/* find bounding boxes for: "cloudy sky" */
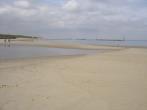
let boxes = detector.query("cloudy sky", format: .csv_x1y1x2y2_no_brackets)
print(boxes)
0,0,147,40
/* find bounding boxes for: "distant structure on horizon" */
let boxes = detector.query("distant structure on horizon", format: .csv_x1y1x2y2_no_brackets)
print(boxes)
96,36,126,41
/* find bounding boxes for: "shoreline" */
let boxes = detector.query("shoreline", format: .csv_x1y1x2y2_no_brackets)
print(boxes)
0,39,125,61
1,39,147,49
0,54,87,64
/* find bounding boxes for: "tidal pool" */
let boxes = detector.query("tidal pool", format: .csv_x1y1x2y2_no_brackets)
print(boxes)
0,45,96,59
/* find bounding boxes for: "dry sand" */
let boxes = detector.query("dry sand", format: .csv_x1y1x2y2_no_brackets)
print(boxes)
0,39,147,110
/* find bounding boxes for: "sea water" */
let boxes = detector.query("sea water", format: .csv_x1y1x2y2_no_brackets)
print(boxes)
0,45,96,59
51,40,147,47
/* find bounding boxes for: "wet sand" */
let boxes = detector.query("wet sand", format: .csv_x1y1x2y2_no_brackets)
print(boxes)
0,39,147,110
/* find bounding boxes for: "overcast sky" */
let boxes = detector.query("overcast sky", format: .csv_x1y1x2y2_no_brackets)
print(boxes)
0,0,147,40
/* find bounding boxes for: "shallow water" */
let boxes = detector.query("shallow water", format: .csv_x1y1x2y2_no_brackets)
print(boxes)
0,45,96,59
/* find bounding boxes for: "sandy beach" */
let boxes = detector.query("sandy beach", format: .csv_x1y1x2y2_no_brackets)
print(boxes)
0,39,147,110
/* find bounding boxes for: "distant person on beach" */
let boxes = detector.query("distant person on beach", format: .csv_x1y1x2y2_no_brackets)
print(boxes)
4,39,7,47
8,39,11,47
3,39,11,47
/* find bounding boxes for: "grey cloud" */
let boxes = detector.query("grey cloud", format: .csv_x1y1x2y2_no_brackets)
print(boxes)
0,0,147,39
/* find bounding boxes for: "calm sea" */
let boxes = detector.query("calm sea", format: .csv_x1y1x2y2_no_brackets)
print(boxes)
52,40,147,47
